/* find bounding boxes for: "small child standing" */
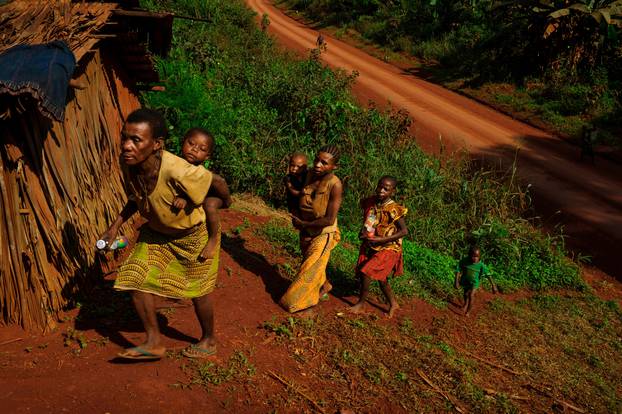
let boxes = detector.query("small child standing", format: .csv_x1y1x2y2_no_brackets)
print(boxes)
454,245,498,316
284,152,308,215
349,176,408,318
172,128,231,259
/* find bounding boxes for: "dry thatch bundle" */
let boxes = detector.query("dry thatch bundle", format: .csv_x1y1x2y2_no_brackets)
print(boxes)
0,0,117,61
0,0,171,330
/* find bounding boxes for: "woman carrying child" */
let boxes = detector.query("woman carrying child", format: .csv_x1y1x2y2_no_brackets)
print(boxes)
280,145,343,314
99,109,231,360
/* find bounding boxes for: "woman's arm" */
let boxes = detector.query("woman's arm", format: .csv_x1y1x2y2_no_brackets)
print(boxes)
292,179,343,229
99,200,138,242
366,217,408,245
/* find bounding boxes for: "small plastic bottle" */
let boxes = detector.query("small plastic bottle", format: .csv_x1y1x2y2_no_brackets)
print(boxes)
96,236,129,251
364,209,377,239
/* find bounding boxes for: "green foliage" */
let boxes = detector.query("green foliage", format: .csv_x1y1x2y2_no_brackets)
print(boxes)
184,351,256,387
141,0,581,295
256,220,300,256
282,0,622,146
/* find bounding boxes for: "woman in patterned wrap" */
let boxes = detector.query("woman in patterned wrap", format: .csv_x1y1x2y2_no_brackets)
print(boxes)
99,109,231,360
280,145,343,314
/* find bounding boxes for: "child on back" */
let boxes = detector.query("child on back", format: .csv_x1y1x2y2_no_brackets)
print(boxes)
284,152,308,215
349,176,408,318
454,245,498,316
172,128,230,259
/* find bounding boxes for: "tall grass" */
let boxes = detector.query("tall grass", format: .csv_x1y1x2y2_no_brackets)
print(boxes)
141,0,581,293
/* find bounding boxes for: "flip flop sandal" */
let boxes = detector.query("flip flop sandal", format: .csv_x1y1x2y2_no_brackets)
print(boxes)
182,345,217,359
117,346,164,360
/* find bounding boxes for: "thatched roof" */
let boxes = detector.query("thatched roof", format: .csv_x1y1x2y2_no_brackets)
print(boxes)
0,1,118,61
0,0,173,83
0,0,173,331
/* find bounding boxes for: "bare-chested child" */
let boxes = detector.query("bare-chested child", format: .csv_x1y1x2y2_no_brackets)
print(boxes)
349,176,408,318
454,245,498,316
284,152,308,215
173,128,231,259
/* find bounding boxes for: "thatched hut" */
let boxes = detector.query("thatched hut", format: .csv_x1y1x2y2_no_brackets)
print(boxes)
0,0,173,330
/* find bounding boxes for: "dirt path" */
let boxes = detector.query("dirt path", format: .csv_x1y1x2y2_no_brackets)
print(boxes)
2,206,621,413
248,0,622,277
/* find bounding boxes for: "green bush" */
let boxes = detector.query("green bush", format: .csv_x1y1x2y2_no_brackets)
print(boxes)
141,0,582,295
282,0,622,147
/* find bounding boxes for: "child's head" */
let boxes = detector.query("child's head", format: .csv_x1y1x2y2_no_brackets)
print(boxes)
469,245,481,263
181,128,214,166
375,175,397,202
312,145,339,177
288,152,308,177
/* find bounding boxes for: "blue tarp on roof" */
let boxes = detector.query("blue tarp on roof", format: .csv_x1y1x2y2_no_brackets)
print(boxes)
0,40,76,121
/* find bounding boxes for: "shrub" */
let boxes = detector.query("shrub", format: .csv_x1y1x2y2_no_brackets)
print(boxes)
141,0,582,294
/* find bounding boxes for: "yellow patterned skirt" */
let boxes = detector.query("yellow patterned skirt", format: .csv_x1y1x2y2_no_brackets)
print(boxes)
280,230,340,313
114,224,219,299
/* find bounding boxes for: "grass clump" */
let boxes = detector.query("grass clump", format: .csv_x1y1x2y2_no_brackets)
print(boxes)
478,294,622,412
258,294,622,412
182,350,256,388
140,0,581,296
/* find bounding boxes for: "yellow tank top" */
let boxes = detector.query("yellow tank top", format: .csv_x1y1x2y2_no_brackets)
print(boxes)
299,174,340,236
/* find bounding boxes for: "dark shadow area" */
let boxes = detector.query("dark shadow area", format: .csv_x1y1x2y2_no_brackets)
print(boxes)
73,278,196,351
470,135,622,280
221,232,290,303
326,262,359,300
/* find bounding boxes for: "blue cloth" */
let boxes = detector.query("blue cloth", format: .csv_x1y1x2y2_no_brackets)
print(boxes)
0,40,76,121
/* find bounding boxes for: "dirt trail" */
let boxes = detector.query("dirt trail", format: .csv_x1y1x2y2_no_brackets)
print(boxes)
2,206,621,413
248,0,622,277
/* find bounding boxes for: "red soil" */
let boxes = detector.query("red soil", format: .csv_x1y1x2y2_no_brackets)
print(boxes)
247,0,622,279
1,208,620,413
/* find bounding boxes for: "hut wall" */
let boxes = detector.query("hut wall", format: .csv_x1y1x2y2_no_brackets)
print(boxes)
0,49,140,330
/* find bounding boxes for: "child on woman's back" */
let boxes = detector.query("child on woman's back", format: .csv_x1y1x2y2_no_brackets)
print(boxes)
172,128,230,259
454,245,498,316
284,152,308,215
349,176,408,318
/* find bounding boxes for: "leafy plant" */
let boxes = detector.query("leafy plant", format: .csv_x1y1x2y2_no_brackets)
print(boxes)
141,0,582,295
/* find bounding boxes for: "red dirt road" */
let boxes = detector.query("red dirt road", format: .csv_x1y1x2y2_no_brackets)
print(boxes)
248,0,622,276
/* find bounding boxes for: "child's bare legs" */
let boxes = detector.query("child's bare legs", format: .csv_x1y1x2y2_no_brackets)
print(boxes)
462,288,475,316
379,280,399,318
200,197,222,260
191,294,216,351
349,272,371,313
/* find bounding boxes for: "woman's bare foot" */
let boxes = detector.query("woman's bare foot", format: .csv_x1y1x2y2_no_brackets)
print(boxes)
348,302,366,314
387,302,400,319
319,281,333,296
199,239,218,260
296,307,317,318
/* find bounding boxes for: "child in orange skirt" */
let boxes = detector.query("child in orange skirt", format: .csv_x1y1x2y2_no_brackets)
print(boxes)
349,176,408,318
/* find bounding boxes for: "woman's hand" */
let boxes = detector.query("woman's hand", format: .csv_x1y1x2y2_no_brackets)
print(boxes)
291,215,305,229
98,225,118,246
